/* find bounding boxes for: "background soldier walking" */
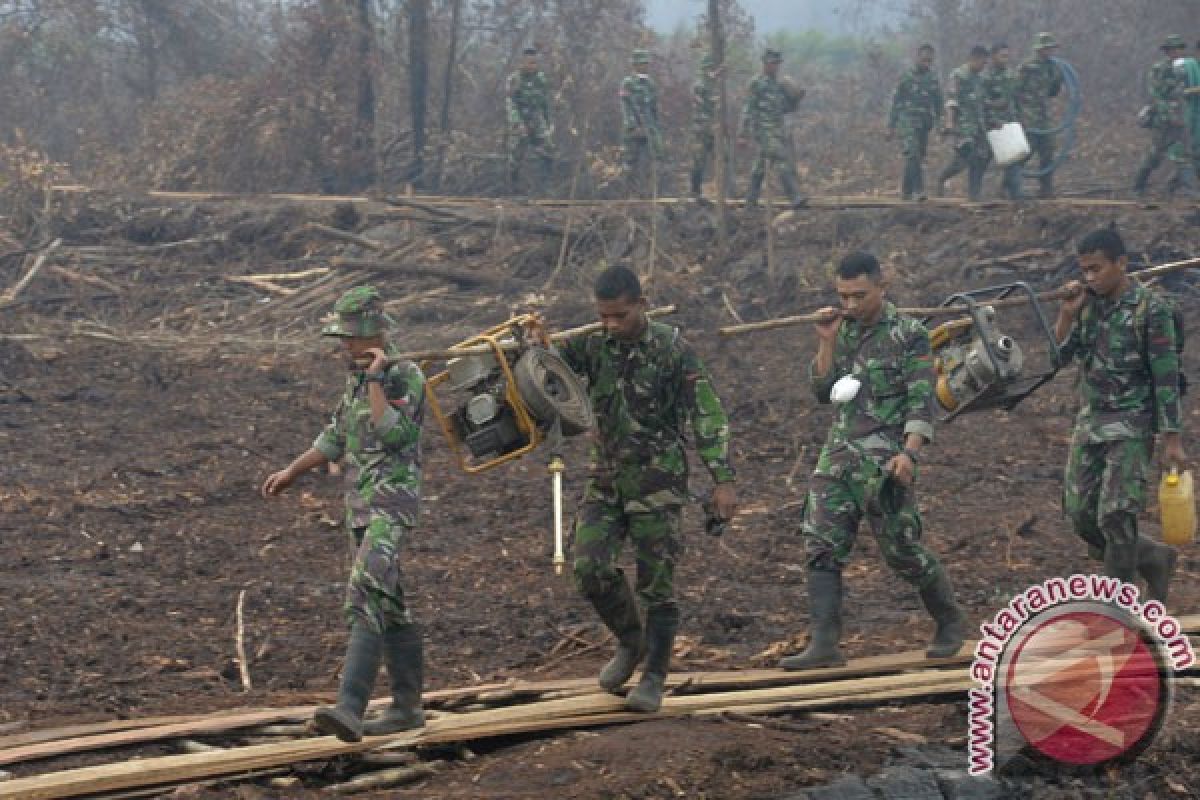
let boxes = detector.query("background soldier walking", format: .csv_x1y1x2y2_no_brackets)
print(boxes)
532,266,737,713
1054,228,1184,602
780,252,966,671
619,49,662,196
262,287,428,742
1132,35,1199,198
739,49,808,209
689,55,717,199
506,46,555,195
980,42,1023,201
887,43,942,201
937,46,989,201
1015,32,1063,198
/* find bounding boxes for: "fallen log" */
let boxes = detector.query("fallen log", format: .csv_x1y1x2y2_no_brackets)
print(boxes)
0,239,62,309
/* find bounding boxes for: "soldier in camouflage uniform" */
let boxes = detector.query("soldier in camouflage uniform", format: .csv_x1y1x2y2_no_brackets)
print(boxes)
689,55,717,198
1015,32,1063,198
981,43,1024,201
262,286,427,742
739,48,808,209
542,265,737,712
619,49,662,195
1054,228,1185,602
936,46,989,202
1132,35,1199,199
887,43,943,201
780,252,966,671
506,46,555,194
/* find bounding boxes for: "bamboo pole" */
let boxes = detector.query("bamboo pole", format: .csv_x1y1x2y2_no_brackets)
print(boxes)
719,256,1200,337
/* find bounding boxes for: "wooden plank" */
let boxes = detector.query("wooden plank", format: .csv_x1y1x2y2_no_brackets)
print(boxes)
0,715,211,751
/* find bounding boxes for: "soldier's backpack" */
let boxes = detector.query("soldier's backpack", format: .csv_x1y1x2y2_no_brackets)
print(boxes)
1133,289,1188,430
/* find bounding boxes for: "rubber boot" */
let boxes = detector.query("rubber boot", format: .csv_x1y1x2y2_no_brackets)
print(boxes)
625,605,679,713
690,167,704,198
591,577,644,692
362,624,425,735
1177,165,1200,199
1132,161,1154,198
780,171,808,209
1038,172,1054,199
313,625,382,742
779,569,847,670
1003,165,1024,201
1136,535,1178,603
1102,539,1138,584
913,163,927,201
918,568,968,659
966,160,985,202
744,171,764,208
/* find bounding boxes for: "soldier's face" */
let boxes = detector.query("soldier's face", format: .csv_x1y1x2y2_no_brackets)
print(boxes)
992,49,1009,68
339,335,384,369
1077,251,1128,298
968,55,986,72
1037,46,1057,60
835,275,885,323
917,50,934,69
596,295,647,341
764,60,780,76
522,55,538,71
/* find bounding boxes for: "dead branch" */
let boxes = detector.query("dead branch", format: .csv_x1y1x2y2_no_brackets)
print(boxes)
302,223,387,252
324,761,443,794
0,239,62,308
235,590,251,692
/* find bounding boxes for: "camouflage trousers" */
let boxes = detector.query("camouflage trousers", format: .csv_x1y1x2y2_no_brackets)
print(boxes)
621,130,664,194
1141,124,1193,171
572,470,683,612
1062,433,1151,562
345,518,413,634
508,127,554,185
938,135,989,200
748,132,801,197
802,451,941,588
896,119,932,198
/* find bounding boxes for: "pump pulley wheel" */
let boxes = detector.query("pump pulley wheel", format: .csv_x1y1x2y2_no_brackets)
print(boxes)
513,348,594,435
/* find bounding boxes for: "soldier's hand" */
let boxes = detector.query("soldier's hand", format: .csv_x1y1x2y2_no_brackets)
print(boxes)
261,468,295,499
1161,433,1187,473
814,307,843,341
886,453,916,486
712,482,738,521
363,347,389,374
522,313,552,348
1058,280,1088,319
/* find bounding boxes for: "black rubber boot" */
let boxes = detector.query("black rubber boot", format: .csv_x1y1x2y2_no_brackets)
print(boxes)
1177,165,1200,199
1136,535,1178,603
779,569,847,670
966,160,985,202
1103,539,1138,584
1038,173,1054,199
625,605,679,713
362,624,426,735
918,567,968,659
744,171,764,208
781,171,808,208
690,168,704,198
313,625,382,742
591,577,644,692
1132,161,1154,197
913,162,927,200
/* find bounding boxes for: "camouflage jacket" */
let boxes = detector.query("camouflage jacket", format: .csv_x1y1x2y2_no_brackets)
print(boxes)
888,66,943,130
1059,284,1183,441
559,320,735,496
948,65,986,138
810,303,936,474
1015,57,1062,130
981,64,1017,130
620,73,659,133
692,72,716,134
740,74,796,140
507,69,552,130
313,353,425,528
1147,59,1186,128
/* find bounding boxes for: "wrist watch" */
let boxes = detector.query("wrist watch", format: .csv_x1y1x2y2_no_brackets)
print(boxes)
364,371,386,384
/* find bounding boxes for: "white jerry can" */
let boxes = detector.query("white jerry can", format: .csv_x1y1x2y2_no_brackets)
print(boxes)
987,122,1032,167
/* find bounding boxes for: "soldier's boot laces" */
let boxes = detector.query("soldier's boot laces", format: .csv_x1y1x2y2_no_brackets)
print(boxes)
313,625,381,743
594,579,645,692
780,569,847,670
1137,535,1178,604
362,624,426,735
919,568,968,659
625,605,679,713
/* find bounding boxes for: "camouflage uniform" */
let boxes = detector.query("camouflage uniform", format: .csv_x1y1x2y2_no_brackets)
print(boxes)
740,51,806,207
620,51,662,192
689,59,716,197
506,67,554,190
1058,284,1182,575
888,64,943,200
1015,37,1063,197
315,289,425,635
802,303,942,587
558,320,734,613
981,63,1024,200
937,64,988,201
1133,36,1198,197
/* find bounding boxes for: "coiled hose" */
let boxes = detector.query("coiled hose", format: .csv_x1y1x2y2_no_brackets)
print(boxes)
1022,56,1081,178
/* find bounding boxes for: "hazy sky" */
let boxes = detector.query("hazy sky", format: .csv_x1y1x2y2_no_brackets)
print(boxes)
646,0,847,34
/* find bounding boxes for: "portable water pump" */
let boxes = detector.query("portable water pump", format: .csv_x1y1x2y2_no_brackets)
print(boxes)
928,282,1061,421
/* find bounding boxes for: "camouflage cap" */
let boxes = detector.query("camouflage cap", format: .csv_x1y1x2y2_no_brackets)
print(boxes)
1033,32,1058,50
1162,34,1186,50
321,285,386,337
763,48,783,63
631,49,650,64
